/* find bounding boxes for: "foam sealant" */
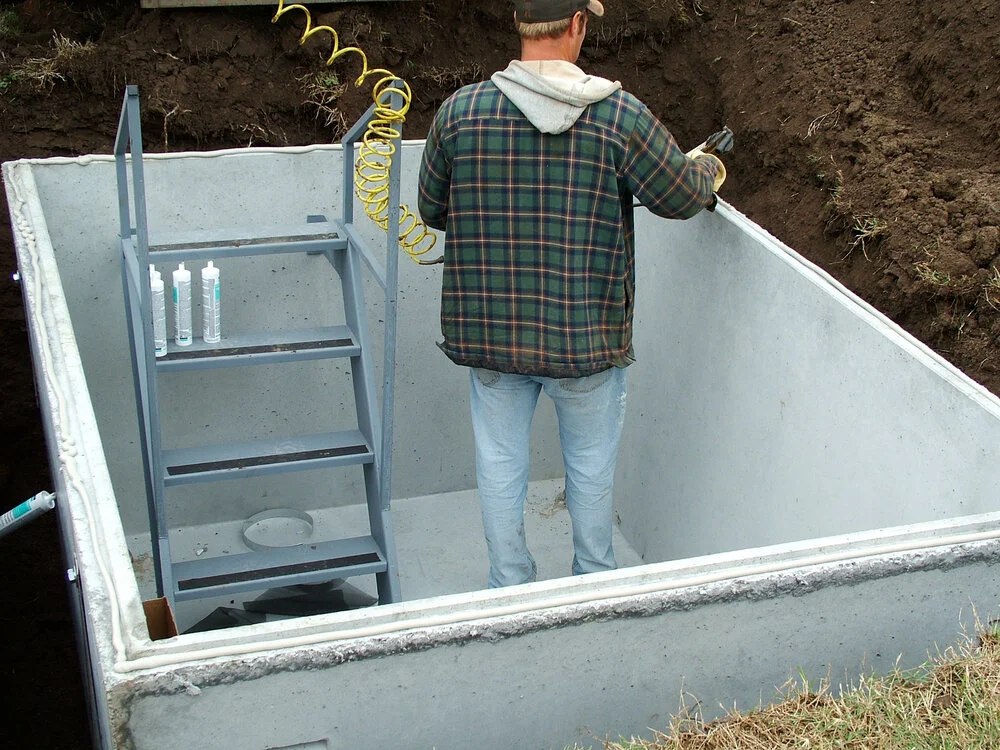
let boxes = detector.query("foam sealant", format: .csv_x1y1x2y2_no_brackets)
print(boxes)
150,265,167,357
172,262,192,346
201,261,220,344
4,161,131,666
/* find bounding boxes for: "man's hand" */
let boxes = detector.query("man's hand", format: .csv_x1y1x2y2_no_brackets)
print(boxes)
687,149,727,192
686,125,733,195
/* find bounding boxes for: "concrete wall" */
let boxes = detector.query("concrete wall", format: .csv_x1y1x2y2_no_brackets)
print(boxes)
118,543,1000,750
24,145,562,534
7,144,1000,750
25,144,1000,555
618,203,1000,562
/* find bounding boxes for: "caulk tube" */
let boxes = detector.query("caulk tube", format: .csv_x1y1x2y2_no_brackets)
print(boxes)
172,262,192,346
201,261,221,344
0,491,56,540
150,266,168,357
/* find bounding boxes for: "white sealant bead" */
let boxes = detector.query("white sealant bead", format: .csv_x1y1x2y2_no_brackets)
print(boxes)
173,262,192,347
151,269,168,358
201,261,221,345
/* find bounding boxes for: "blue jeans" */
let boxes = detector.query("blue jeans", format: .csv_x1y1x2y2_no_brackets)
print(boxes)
468,366,628,588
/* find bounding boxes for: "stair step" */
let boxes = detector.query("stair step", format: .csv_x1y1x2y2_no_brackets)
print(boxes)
155,325,360,370
162,430,373,486
172,535,386,601
145,220,347,262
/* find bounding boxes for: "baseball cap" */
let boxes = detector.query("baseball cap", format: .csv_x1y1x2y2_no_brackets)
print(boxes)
513,0,605,23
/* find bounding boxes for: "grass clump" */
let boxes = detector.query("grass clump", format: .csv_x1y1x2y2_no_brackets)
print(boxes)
300,70,349,134
590,627,1000,750
914,260,951,287
846,215,888,260
422,61,485,89
11,31,96,90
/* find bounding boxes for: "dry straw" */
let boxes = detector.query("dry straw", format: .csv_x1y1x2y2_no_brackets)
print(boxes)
588,626,1000,750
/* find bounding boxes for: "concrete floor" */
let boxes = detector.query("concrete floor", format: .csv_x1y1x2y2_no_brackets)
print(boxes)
133,477,644,633
394,477,644,599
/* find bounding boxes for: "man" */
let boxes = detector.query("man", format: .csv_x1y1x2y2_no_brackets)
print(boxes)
417,0,724,588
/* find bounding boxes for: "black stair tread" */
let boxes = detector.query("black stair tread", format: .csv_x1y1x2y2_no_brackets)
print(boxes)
162,430,373,485
172,535,386,599
147,220,342,251
155,325,360,369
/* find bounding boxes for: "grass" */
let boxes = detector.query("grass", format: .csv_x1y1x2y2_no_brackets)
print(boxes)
846,215,888,261
0,66,17,94
0,6,20,39
914,261,951,287
0,8,22,95
807,106,842,138
810,157,886,262
9,31,96,90
580,626,1000,750
676,0,708,25
300,70,349,135
811,157,844,210
421,61,485,89
983,267,1000,311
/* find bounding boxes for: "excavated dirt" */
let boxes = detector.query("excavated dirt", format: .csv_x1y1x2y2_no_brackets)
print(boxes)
1,0,998,745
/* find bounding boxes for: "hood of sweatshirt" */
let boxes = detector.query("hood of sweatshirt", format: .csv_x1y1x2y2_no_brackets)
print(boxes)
491,59,622,134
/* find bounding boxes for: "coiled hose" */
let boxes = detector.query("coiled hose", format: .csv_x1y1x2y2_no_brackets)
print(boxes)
273,1,442,264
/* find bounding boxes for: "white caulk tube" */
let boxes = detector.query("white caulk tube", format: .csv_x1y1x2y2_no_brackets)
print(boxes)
172,262,192,346
0,491,56,540
150,266,168,357
201,261,221,344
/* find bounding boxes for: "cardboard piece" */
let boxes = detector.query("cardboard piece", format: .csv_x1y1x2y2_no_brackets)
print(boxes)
143,597,179,641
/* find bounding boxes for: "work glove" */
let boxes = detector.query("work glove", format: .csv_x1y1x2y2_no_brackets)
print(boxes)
686,148,727,192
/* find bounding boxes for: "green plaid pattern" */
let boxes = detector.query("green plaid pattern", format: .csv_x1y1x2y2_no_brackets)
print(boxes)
418,81,716,377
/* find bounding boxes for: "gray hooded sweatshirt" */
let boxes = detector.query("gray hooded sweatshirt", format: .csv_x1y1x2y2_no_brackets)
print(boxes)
491,59,622,134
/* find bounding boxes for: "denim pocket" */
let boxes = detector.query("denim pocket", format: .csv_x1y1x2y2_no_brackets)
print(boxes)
558,368,614,393
473,368,501,387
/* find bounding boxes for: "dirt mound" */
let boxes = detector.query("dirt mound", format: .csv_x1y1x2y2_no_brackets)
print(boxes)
1,0,998,745
719,0,1000,385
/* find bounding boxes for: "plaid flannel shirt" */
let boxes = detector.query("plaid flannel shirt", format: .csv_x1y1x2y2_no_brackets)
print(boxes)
418,80,716,378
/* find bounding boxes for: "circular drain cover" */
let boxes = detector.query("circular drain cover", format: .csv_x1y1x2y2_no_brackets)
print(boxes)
241,508,315,552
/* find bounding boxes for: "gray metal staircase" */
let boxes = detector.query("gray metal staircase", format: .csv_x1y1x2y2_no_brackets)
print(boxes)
114,84,403,607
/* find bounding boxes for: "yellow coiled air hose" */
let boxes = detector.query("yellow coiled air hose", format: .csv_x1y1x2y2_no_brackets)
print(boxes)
273,1,442,265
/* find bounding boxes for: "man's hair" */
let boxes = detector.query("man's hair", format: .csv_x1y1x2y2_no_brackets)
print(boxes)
516,15,574,40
